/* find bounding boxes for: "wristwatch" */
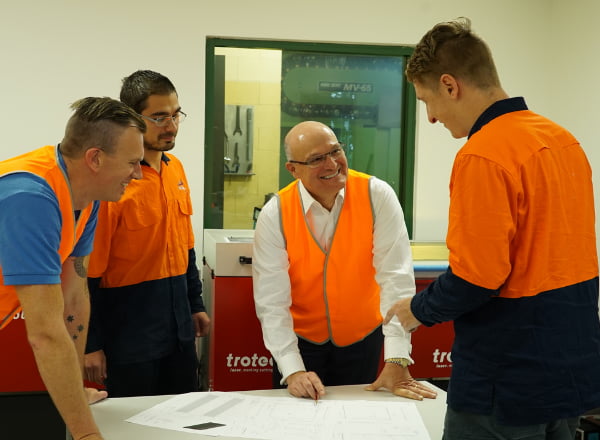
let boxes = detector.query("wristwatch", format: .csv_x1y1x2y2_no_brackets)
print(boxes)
385,357,411,368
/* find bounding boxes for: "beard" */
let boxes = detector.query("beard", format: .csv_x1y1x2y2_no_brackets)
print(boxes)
144,135,176,152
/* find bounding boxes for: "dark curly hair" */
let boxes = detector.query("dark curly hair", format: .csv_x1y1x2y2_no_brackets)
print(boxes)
119,70,178,113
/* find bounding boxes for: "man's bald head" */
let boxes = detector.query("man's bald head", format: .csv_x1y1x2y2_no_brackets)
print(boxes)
284,121,337,161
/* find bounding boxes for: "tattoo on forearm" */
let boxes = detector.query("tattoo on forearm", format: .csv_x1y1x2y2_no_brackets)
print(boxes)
73,256,87,278
65,315,85,340
73,324,85,340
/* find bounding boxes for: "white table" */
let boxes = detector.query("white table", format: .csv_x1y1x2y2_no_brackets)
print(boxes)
90,383,447,439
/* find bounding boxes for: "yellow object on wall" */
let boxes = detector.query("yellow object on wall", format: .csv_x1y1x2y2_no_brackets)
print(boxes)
217,48,283,229
410,242,449,261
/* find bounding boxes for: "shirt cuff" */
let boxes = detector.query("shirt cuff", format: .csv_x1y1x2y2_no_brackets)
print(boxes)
276,351,306,385
383,335,413,364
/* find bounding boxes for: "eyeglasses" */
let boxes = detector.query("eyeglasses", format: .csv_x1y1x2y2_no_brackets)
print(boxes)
140,111,187,127
288,144,346,168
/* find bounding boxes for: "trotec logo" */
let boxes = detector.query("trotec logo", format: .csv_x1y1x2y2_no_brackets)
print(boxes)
226,353,273,374
432,348,452,366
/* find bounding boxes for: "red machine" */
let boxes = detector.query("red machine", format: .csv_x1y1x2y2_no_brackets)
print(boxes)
0,232,454,394
0,313,45,392
202,273,273,391
406,278,454,378
202,229,454,391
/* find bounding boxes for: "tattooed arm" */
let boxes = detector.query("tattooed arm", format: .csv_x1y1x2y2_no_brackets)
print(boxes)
15,267,103,439
62,256,108,405
61,256,91,369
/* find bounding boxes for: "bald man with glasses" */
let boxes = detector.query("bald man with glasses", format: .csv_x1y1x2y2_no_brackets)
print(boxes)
252,120,437,402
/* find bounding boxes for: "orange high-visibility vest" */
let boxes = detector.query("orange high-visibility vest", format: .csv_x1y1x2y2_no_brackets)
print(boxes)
0,146,94,329
279,169,381,346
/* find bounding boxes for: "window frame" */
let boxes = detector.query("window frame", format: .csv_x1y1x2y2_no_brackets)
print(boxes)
205,37,417,236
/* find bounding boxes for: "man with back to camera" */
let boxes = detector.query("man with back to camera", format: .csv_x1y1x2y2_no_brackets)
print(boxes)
84,70,211,397
0,97,145,440
252,120,438,401
386,17,600,440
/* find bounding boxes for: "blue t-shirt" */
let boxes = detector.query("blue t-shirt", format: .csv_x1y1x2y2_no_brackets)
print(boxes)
0,172,99,286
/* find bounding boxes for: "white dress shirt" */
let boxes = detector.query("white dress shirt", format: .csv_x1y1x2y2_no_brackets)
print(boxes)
252,176,415,383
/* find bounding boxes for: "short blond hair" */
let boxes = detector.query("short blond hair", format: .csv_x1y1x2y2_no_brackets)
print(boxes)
406,17,501,90
61,97,146,157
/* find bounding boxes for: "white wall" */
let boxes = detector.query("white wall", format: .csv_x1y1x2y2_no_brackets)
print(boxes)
548,0,600,240
1,0,597,251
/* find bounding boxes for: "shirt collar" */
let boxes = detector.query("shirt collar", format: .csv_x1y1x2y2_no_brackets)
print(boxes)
468,97,528,139
297,180,345,215
141,152,170,167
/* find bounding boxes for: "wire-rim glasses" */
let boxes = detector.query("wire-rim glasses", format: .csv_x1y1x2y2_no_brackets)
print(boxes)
140,111,187,127
288,143,346,168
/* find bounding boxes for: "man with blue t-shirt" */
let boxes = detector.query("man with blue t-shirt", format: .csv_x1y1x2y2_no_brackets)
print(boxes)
0,97,145,440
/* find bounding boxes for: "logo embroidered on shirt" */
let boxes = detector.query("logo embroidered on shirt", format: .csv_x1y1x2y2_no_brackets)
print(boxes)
177,180,186,191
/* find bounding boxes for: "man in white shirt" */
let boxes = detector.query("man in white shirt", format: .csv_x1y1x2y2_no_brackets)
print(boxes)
252,121,437,401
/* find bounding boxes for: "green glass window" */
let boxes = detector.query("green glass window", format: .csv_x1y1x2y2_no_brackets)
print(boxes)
204,39,416,236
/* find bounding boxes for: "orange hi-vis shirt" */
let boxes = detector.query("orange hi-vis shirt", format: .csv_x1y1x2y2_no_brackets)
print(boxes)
85,153,202,364
412,98,600,426
278,169,381,346
0,146,94,329
447,109,598,297
88,153,194,287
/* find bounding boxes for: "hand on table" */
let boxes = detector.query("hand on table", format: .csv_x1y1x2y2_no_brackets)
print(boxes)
285,371,325,400
365,362,438,401
85,387,107,405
